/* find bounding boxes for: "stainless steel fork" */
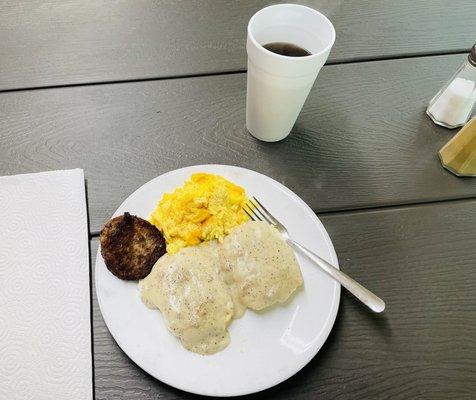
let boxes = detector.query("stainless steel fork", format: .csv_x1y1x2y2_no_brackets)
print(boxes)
243,197,385,313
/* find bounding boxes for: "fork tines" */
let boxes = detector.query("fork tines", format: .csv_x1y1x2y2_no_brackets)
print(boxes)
243,196,278,226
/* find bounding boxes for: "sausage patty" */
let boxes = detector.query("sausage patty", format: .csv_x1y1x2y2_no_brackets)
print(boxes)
100,212,166,280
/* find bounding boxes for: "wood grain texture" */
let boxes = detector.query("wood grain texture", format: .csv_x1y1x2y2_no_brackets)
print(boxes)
0,0,475,90
2,54,476,233
91,199,476,399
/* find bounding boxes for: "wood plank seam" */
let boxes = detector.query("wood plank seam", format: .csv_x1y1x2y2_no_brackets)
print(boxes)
0,50,469,95
87,196,476,238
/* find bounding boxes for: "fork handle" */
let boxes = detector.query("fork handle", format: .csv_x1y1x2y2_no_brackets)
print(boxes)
287,239,385,313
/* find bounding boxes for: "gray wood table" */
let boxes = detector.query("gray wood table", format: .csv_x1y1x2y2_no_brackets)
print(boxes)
1,1,475,399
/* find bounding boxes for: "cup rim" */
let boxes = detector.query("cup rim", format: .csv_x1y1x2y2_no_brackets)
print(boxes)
247,4,336,61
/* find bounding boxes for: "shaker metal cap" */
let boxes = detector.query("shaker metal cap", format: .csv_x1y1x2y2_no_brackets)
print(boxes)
469,44,476,67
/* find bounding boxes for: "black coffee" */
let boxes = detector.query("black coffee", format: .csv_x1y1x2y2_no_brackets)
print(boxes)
262,42,311,57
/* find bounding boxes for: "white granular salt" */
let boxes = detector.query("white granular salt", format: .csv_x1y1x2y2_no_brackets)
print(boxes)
428,77,476,127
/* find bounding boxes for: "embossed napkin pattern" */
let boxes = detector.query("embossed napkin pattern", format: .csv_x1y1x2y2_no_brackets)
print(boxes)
0,169,92,400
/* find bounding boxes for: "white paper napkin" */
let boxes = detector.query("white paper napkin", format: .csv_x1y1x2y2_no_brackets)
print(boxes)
0,169,92,400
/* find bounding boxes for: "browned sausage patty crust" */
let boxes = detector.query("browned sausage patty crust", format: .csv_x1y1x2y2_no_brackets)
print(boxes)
100,212,166,280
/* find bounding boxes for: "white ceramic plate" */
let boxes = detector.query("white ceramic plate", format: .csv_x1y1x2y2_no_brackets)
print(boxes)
95,165,340,397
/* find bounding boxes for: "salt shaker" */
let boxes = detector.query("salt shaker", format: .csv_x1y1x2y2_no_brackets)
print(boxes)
427,44,476,129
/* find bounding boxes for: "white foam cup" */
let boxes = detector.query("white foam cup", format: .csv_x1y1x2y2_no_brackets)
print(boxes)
246,4,335,141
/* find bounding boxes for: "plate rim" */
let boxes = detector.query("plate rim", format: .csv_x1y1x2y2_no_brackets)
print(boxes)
95,164,340,397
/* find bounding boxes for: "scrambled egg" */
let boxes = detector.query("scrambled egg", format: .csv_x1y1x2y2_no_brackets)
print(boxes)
149,173,249,254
